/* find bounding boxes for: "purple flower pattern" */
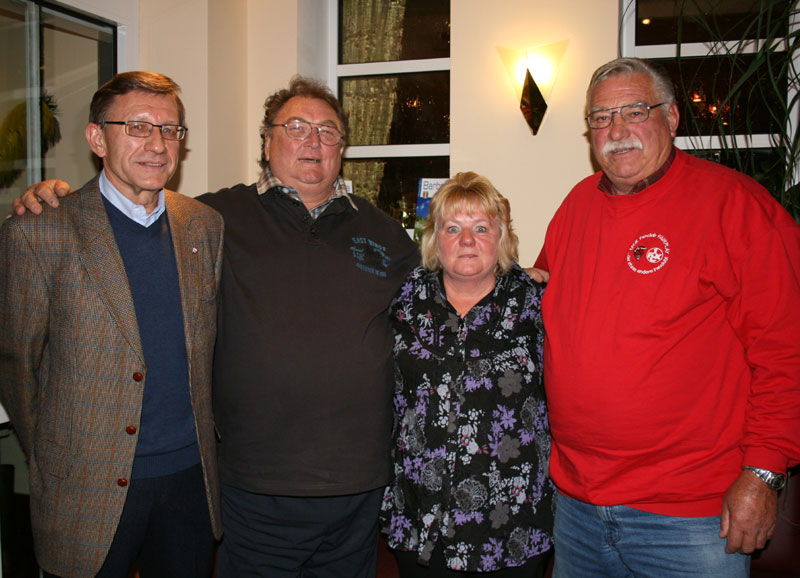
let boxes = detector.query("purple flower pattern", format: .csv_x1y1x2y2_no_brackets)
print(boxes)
380,265,554,572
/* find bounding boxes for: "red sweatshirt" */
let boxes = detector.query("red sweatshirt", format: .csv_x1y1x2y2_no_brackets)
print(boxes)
536,149,800,517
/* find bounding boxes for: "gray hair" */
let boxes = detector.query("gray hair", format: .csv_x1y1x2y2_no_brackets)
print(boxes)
587,57,676,115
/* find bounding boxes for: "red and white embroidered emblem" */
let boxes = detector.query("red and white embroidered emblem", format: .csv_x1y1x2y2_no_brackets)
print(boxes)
627,233,670,275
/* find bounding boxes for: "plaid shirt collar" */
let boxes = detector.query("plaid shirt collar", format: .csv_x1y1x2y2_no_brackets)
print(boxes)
256,165,357,220
598,146,676,195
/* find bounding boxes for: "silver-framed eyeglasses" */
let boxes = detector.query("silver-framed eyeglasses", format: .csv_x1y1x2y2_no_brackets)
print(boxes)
102,120,188,141
271,119,344,146
585,102,667,129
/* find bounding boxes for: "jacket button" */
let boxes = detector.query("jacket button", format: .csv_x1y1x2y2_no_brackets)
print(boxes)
125,425,137,435
132,372,143,382
117,478,128,487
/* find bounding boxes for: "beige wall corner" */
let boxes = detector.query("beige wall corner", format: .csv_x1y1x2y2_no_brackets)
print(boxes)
208,0,249,192
451,0,618,265
137,0,298,195
139,0,211,196
246,0,300,185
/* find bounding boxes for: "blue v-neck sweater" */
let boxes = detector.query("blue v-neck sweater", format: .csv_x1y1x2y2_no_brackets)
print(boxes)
103,198,200,479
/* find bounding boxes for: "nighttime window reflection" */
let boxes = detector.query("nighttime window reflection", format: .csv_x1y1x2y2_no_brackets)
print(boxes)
635,0,789,46
339,0,450,64
689,148,786,198
338,0,450,227
654,55,787,137
340,72,450,146
343,157,449,229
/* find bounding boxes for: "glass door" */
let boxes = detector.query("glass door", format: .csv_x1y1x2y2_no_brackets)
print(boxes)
0,0,115,216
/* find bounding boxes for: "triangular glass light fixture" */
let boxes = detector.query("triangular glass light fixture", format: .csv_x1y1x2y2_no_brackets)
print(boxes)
521,69,547,135
498,40,569,135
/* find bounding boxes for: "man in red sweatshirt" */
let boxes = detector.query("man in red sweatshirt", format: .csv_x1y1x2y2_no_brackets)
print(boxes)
535,57,800,577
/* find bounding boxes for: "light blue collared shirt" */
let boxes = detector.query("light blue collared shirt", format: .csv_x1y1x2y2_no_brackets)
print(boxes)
98,169,166,227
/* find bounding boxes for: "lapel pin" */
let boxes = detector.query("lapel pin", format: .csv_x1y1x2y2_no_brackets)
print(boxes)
192,247,198,254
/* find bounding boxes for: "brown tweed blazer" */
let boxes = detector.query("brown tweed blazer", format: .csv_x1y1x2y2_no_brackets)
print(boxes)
0,176,224,577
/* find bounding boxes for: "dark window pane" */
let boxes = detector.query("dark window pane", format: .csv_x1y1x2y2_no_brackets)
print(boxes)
339,0,450,64
340,72,449,145
343,156,449,227
652,54,787,136
636,0,790,46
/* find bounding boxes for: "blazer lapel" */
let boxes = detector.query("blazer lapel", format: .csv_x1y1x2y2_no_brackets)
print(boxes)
164,191,201,360
76,176,144,363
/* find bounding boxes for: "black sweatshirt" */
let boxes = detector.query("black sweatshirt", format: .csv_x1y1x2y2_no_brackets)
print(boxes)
200,183,419,496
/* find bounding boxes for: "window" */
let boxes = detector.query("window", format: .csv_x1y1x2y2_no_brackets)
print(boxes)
0,0,115,216
619,0,799,202
335,0,450,228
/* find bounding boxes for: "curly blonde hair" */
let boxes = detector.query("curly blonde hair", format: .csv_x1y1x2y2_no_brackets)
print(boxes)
420,171,518,274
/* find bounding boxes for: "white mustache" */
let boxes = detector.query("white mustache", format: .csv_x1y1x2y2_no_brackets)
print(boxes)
603,139,643,156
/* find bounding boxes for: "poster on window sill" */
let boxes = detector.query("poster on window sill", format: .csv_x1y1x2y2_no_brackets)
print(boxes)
414,178,447,242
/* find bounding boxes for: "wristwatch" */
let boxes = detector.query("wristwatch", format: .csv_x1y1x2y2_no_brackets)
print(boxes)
743,466,787,491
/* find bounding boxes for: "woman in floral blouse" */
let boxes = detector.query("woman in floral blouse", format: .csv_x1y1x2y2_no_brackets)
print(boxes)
381,172,554,577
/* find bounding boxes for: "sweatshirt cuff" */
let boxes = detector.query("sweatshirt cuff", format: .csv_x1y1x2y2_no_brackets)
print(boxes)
741,447,790,473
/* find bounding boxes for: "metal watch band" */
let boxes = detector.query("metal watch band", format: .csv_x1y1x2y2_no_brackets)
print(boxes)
743,466,787,491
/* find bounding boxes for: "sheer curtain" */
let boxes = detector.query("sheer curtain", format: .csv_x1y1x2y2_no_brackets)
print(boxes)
340,0,406,204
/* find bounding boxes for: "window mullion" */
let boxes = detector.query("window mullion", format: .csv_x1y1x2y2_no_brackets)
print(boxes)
25,0,42,185
337,58,451,78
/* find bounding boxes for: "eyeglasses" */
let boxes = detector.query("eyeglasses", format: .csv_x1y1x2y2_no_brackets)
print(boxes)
271,119,344,146
585,102,667,129
102,120,188,141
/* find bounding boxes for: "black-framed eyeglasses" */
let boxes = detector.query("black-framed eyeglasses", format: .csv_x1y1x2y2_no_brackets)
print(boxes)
102,120,187,141
585,102,667,129
271,119,344,146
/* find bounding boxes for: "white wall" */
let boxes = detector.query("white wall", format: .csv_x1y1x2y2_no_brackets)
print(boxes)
451,0,618,263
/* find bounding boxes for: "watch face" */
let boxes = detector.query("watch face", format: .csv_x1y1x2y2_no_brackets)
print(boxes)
770,474,787,491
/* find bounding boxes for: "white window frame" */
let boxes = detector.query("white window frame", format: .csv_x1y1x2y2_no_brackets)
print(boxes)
325,0,450,161
54,0,137,71
619,0,800,161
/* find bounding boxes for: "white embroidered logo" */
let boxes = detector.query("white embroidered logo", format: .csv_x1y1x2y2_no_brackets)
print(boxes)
627,233,670,275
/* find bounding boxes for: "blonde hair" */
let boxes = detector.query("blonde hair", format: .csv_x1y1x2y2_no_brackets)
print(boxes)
420,171,518,274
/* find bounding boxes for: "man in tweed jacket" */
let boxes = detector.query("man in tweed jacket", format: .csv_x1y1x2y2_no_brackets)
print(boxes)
0,72,223,577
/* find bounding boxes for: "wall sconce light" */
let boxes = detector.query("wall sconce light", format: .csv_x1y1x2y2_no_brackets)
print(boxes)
497,40,569,135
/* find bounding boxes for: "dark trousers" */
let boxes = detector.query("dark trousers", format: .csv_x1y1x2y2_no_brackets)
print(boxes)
44,463,215,578
393,544,550,578
216,484,383,578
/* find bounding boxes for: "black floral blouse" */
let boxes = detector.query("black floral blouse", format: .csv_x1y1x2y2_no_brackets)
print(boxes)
380,264,554,572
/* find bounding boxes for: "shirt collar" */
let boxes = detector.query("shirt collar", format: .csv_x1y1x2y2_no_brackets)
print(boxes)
598,146,677,195
98,169,166,227
257,164,357,219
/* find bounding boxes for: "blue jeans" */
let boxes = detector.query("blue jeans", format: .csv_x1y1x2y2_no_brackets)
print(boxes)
552,492,750,578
